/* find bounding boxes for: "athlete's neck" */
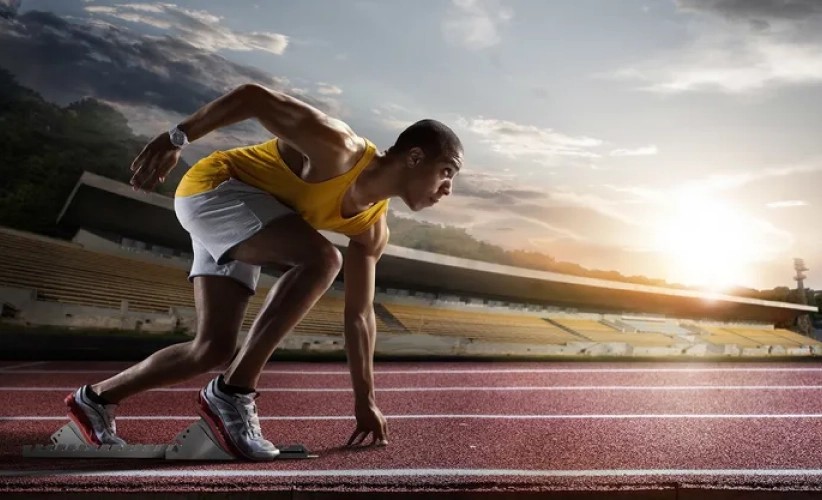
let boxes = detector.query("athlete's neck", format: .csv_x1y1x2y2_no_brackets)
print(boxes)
350,153,405,206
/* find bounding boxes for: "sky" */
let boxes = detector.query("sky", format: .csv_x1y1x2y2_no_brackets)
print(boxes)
1,0,821,291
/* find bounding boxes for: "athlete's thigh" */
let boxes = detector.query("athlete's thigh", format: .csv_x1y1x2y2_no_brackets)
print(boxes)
226,213,340,268
190,275,251,354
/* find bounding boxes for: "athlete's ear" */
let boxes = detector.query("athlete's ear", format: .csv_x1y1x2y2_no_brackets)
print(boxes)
407,147,424,168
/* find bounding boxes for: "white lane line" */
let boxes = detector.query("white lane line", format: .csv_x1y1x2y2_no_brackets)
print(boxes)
4,385,822,392
0,362,47,372
6,367,822,374
6,413,822,421
2,468,822,478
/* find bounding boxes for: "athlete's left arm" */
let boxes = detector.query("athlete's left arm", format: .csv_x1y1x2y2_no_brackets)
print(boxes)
343,215,389,407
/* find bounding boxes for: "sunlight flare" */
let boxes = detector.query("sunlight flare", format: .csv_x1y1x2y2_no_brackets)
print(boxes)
653,190,782,291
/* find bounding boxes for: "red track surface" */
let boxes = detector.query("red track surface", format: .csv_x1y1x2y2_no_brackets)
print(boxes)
3,360,822,497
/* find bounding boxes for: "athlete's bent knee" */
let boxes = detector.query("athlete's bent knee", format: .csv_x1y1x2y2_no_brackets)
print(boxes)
307,243,343,273
301,243,342,283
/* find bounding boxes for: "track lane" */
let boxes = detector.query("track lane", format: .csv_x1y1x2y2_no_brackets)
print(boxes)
14,359,822,372
3,417,822,490
4,361,822,493
4,385,822,417
5,364,822,390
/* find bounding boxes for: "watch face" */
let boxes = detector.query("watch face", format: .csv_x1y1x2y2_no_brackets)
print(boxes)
170,129,185,147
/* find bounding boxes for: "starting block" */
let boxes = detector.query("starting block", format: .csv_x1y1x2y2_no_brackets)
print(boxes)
22,418,318,460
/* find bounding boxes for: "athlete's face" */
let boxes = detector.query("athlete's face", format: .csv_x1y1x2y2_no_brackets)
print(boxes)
402,148,462,211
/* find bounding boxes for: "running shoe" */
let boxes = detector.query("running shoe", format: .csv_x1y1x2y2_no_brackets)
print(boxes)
64,385,127,446
197,375,280,460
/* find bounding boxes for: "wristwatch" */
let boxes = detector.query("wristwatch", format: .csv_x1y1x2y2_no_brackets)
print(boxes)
168,126,189,149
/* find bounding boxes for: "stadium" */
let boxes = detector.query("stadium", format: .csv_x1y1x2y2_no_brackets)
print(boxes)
6,0,822,496
2,170,820,361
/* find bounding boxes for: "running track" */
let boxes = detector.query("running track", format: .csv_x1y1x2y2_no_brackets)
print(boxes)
3,360,822,498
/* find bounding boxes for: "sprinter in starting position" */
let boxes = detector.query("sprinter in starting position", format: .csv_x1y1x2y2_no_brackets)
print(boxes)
63,83,463,460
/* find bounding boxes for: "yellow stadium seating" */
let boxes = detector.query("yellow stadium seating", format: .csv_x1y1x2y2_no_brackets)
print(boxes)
0,229,370,337
698,326,770,347
383,303,580,344
709,327,822,348
772,328,822,346
547,318,678,347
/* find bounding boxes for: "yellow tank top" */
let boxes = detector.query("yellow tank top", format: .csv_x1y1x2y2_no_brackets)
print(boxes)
175,138,389,237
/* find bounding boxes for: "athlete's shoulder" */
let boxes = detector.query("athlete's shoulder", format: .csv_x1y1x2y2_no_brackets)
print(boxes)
348,211,389,255
328,120,377,167
325,116,368,152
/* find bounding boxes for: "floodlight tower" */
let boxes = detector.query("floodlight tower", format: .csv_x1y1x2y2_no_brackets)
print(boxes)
794,258,809,305
794,258,812,337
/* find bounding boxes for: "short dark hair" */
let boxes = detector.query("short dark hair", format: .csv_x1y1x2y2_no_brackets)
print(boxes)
388,119,462,161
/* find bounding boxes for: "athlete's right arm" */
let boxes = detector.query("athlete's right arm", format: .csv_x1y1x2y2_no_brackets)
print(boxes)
178,83,353,158
129,83,352,192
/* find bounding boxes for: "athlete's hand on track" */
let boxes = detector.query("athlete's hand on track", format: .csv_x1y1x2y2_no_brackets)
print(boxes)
346,402,388,448
129,132,182,193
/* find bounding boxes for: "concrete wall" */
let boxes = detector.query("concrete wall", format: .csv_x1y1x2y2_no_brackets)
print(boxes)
0,286,178,333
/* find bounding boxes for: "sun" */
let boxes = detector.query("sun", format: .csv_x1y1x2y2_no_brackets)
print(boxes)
653,190,767,292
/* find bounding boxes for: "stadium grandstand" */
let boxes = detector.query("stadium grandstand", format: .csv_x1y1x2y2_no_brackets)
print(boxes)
1,170,820,359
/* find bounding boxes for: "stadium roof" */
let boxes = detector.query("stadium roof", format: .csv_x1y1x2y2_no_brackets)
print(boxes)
57,171,817,323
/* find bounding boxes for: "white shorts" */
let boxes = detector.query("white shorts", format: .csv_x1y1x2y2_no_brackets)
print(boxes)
174,178,294,293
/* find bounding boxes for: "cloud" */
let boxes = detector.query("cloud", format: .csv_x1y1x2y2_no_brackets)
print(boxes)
680,159,822,193
84,3,289,55
406,167,648,251
394,177,666,279
441,0,513,50
603,184,662,198
0,0,20,19
610,145,658,156
0,10,345,129
457,117,604,163
606,0,822,93
380,117,412,130
455,171,547,205
316,83,343,95
371,102,427,132
675,0,822,27
610,36,822,94
766,200,807,208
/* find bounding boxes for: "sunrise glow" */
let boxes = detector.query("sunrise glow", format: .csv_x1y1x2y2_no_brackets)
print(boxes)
654,191,766,292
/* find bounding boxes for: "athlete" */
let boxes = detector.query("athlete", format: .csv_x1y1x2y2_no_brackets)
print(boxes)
62,83,463,461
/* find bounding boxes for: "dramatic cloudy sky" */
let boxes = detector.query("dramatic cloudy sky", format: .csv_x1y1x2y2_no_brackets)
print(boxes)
2,0,821,291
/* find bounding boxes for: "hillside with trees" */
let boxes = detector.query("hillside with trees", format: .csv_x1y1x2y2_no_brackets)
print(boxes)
0,67,185,235
384,210,817,308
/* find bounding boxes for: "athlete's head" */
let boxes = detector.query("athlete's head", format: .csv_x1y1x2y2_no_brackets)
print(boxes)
388,119,463,211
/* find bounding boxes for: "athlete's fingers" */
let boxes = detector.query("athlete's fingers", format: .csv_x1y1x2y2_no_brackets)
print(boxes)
377,422,388,445
132,150,161,190
142,169,161,192
357,431,372,447
158,161,173,183
346,429,363,447
158,153,178,183
348,429,370,447
130,145,149,172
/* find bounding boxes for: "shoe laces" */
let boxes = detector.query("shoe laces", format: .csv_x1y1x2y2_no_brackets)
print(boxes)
237,392,262,439
102,404,118,434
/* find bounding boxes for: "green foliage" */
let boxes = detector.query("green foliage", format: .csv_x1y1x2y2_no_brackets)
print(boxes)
0,67,182,235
